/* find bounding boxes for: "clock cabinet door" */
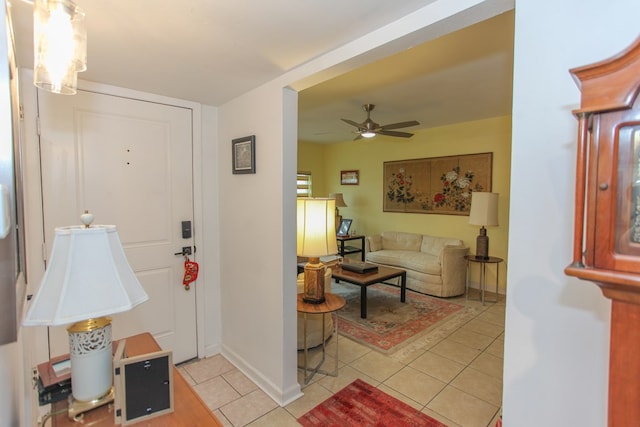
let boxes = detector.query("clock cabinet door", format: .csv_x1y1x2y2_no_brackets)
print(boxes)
594,103,640,273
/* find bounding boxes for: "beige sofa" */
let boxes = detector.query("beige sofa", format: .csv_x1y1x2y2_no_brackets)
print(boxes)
297,268,333,350
365,231,468,297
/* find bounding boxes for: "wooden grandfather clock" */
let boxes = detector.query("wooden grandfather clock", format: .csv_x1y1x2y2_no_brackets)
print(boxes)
565,35,640,426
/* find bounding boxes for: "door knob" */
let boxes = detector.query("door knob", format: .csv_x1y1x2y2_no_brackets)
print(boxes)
174,246,192,256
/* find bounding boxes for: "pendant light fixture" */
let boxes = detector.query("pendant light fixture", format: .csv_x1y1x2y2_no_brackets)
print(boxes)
33,0,86,95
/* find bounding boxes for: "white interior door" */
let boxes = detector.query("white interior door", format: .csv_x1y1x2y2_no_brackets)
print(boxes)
37,89,197,363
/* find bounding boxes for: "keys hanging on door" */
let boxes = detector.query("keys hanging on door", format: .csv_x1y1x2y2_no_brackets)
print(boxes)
182,256,199,291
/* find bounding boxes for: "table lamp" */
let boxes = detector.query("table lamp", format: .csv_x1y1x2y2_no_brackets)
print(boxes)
468,192,499,260
328,193,347,233
23,212,149,420
297,198,338,304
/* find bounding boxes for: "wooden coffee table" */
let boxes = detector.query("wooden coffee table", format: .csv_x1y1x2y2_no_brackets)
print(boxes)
332,264,406,318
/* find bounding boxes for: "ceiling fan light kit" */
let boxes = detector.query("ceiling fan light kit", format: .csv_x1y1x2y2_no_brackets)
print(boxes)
341,104,419,140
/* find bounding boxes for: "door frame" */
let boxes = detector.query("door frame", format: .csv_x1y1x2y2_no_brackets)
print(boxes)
20,70,207,365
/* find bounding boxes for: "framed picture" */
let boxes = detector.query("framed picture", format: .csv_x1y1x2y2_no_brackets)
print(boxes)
337,219,352,236
341,170,359,185
383,152,493,215
232,135,256,174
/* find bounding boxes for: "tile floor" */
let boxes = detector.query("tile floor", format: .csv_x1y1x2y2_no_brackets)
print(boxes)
178,289,505,427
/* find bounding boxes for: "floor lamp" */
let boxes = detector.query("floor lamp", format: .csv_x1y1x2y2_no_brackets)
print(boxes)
468,192,499,260
23,212,149,420
297,198,338,304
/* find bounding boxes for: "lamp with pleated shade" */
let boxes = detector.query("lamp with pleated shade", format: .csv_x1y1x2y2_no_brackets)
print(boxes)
468,192,499,260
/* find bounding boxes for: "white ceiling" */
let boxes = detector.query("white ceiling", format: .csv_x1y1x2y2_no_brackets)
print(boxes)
8,0,514,144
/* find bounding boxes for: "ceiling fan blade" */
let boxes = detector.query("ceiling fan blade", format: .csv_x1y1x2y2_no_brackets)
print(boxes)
341,118,362,128
377,130,414,138
353,134,363,141
380,120,420,130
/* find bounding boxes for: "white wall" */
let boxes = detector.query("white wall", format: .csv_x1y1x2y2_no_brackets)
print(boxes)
504,0,640,425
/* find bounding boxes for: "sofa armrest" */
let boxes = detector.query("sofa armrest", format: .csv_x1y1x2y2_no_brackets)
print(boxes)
366,235,382,252
440,245,469,296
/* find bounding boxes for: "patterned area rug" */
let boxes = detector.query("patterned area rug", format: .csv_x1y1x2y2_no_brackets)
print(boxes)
297,379,447,427
332,281,464,353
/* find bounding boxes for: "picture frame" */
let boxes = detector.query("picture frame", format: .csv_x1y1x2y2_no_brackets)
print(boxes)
232,135,256,174
113,340,174,425
340,170,359,185
383,152,493,215
337,219,352,236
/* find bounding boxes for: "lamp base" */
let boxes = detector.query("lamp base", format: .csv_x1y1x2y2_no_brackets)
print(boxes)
67,386,115,421
67,317,115,420
476,226,490,260
303,257,326,304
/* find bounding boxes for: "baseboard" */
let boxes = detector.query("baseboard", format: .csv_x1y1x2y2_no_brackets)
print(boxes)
220,344,302,406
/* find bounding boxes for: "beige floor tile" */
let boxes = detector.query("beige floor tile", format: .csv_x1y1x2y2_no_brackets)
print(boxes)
213,409,233,427
220,388,278,426
469,352,503,380
317,364,379,393
430,338,481,365
349,350,404,382
451,367,503,406
176,366,196,386
448,328,495,351
485,337,505,359
384,366,446,405
476,309,505,326
409,350,466,383
377,383,423,411
247,407,300,427
462,318,504,338
183,354,236,383
284,382,332,418
193,376,241,411
223,368,259,395
336,335,371,364
421,407,462,427
427,386,499,427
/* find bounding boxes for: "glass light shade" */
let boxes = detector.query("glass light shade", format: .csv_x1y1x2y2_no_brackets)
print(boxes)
329,193,347,207
297,198,338,258
468,192,499,226
33,0,86,94
361,131,376,138
23,225,149,326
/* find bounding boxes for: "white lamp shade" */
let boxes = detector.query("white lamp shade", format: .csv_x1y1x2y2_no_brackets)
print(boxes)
468,192,499,226
329,193,347,207
23,225,149,326
297,198,338,257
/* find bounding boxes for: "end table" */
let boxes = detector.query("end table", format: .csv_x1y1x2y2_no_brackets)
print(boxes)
297,292,345,385
464,255,503,305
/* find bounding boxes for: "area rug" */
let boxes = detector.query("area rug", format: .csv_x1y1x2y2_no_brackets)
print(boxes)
297,379,447,427
332,281,464,353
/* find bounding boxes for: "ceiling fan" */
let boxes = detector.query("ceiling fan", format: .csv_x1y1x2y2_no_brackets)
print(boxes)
341,104,420,140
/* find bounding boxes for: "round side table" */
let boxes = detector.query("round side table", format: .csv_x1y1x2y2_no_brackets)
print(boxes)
297,292,345,385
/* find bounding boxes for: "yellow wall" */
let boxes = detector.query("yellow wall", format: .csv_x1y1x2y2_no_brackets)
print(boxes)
298,141,328,197
298,115,511,291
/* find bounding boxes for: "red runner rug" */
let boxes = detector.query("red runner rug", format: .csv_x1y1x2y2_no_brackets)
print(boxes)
298,379,447,427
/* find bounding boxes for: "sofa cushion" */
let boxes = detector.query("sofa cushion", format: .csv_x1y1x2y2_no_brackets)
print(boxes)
420,236,464,257
368,234,382,252
381,231,422,251
366,250,441,275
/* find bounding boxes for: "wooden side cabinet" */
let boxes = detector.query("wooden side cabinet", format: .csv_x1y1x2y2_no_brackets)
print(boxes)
565,35,640,426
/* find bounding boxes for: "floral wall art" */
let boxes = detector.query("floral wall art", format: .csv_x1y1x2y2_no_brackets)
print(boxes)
383,153,492,215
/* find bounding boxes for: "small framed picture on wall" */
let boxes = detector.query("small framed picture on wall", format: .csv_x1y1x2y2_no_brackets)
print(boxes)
232,135,256,174
340,170,359,185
